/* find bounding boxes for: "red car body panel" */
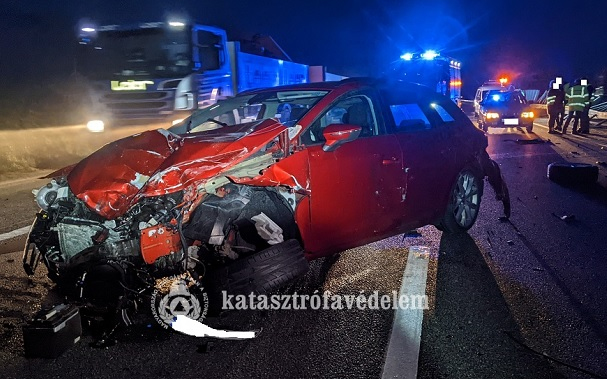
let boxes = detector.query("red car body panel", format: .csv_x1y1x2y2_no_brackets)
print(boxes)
67,120,288,219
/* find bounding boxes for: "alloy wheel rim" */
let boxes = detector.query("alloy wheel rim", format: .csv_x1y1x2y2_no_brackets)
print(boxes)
452,172,480,228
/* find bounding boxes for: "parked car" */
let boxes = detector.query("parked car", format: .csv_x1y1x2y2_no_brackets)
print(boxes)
474,80,504,118
477,89,535,132
24,78,510,330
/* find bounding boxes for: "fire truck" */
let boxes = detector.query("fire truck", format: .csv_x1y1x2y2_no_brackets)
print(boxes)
392,50,462,105
76,19,341,132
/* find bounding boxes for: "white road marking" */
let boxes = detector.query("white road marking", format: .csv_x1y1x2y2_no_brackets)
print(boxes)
0,226,31,242
381,246,430,379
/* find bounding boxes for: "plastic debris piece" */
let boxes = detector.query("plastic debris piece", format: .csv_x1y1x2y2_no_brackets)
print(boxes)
532,267,544,272
403,229,422,238
515,138,544,144
560,215,576,222
507,240,514,246
409,246,431,259
571,151,580,155
251,212,283,245
596,161,607,166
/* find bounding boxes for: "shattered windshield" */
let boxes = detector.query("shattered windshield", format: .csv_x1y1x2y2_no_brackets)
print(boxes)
170,90,328,135
76,27,192,79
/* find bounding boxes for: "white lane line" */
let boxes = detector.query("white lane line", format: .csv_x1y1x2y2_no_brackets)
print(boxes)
381,247,430,379
0,226,31,242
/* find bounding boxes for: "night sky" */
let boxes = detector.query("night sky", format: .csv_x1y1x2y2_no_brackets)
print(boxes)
3,0,607,97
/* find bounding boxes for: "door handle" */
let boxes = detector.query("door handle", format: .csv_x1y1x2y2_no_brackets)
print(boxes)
382,157,400,165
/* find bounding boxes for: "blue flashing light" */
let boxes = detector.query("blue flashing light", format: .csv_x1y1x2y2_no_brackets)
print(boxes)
492,94,501,101
400,53,414,61
421,50,438,60
278,59,284,65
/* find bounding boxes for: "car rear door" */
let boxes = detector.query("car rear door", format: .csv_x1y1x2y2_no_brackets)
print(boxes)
381,89,458,227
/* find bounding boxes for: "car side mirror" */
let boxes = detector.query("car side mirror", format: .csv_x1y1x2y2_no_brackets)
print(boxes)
322,124,362,152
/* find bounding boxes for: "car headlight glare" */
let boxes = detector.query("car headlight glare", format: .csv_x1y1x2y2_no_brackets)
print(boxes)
486,112,500,119
521,112,534,118
86,120,105,132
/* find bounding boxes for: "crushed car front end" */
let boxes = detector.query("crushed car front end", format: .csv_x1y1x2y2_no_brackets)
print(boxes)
22,90,327,328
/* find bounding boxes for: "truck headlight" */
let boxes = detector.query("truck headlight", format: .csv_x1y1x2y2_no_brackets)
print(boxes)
86,120,105,132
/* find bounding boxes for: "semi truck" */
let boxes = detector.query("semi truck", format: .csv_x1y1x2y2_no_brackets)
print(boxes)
76,20,342,132
392,51,462,105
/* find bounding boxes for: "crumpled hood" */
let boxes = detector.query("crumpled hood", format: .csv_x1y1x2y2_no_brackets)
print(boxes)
67,120,287,219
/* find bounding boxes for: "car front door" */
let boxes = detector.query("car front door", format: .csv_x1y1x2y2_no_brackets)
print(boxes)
300,91,406,255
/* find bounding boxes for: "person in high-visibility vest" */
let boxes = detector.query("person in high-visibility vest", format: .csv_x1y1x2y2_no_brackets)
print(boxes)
562,79,590,134
580,80,594,133
546,81,565,134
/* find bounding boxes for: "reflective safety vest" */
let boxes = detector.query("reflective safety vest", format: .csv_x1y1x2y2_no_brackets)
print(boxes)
566,85,590,112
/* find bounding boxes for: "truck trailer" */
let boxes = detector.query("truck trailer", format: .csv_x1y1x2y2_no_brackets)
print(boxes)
76,20,340,132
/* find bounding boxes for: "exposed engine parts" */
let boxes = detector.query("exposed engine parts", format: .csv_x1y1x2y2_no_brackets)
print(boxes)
24,178,302,330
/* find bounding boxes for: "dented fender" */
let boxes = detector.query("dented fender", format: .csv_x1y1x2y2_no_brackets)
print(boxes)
65,120,290,219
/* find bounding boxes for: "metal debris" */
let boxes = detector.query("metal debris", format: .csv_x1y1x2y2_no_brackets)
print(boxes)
402,229,422,238
552,212,576,223
514,138,544,144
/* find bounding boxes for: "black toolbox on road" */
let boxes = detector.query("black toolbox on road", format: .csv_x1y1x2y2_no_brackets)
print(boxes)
23,304,82,358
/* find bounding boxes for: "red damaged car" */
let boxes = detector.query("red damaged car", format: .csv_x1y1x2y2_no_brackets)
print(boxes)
24,78,509,327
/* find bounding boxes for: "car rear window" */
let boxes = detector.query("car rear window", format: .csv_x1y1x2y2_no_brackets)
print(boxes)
390,104,431,131
430,103,455,123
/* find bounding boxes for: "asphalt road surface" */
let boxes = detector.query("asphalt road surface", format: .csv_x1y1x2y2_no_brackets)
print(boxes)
0,118,606,379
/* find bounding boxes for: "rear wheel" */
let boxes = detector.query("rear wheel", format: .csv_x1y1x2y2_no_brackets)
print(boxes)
439,169,483,233
526,123,533,133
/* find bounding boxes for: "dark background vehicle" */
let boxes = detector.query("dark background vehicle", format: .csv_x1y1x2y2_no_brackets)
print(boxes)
477,89,535,132
391,51,462,106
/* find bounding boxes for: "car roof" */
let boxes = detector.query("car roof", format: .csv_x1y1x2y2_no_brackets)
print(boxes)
238,77,437,97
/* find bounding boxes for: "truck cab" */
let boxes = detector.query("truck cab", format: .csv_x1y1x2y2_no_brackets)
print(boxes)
75,20,314,132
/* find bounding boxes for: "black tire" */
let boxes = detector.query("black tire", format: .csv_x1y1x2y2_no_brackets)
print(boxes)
439,168,484,233
210,239,309,296
547,162,598,186
526,123,533,133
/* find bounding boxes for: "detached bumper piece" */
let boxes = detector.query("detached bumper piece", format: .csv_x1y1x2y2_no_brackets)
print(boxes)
479,152,511,218
23,304,82,358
